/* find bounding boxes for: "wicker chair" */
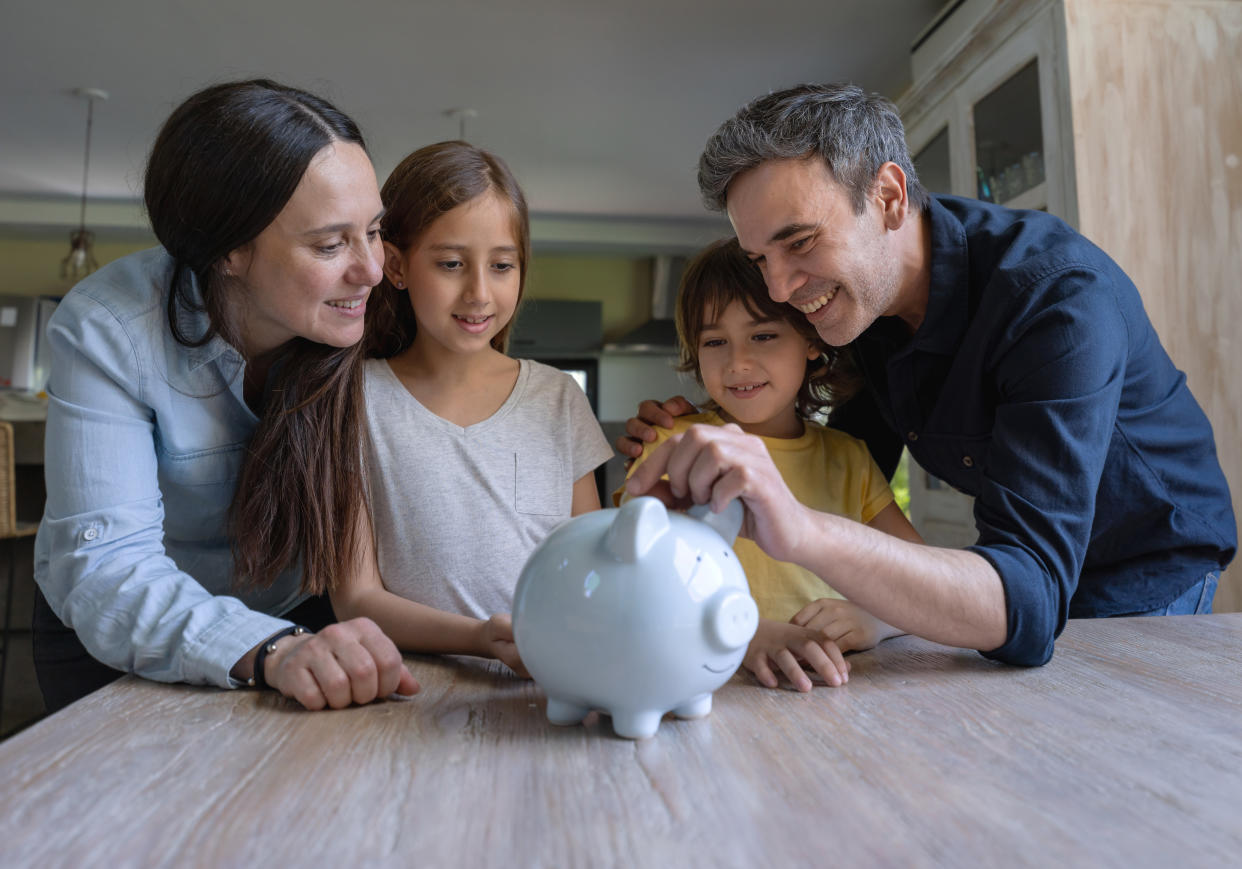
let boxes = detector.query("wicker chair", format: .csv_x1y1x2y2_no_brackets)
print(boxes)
1,421,39,719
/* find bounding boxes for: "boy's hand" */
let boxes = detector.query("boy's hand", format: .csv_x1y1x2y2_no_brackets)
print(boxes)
478,614,530,678
742,618,850,692
791,598,904,653
616,395,697,459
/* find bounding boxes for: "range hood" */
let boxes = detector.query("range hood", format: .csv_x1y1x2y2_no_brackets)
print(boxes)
603,255,687,354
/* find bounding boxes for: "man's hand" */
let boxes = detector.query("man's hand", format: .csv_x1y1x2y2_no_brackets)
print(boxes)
624,423,810,562
791,598,905,653
743,619,850,692
615,395,698,459
476,613,530,678
263,617,420,710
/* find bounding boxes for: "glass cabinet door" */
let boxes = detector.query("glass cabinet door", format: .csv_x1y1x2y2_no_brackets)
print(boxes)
913,126,952,195
972,59,1046,208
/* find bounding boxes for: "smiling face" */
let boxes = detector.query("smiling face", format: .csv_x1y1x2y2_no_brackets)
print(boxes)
726,156,905,348
226,142,385,360
384,190,522,360
696,299,819,439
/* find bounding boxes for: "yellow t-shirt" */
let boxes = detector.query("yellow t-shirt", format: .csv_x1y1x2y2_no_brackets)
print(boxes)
618,411,894,622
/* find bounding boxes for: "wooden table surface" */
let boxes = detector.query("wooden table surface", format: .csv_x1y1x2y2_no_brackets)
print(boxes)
2,614,1240,868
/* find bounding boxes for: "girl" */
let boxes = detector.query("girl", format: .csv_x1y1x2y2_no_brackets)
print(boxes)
622,237,923,692
34,79,415,712
331,142,612,674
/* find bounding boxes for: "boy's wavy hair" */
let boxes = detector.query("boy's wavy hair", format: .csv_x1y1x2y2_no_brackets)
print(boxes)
675,237,860,419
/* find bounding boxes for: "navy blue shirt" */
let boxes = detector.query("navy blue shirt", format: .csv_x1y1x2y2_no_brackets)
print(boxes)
830,195,1236,666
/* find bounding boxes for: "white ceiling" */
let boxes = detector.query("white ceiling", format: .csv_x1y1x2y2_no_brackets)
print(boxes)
1,0,944,223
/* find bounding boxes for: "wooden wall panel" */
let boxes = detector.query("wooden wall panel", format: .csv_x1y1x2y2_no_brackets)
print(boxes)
1065,0,1242,611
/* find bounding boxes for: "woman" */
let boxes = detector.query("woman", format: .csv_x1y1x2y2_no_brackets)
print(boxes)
32,79,417,712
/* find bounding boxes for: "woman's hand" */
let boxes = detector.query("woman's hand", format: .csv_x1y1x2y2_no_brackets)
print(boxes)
742,618,850,692
262,617,419,710
791,598,905,654
476,614,530,678
615,395,698,459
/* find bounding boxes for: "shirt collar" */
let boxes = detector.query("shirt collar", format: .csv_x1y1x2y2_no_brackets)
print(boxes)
171,263,241,372
908,195,971,356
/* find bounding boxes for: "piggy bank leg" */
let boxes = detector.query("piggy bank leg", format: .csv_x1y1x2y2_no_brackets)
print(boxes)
610,709,663,740
545,698,590,726
672,693,712,720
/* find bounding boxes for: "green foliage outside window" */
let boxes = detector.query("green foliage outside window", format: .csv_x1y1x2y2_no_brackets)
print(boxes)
892,449,911,517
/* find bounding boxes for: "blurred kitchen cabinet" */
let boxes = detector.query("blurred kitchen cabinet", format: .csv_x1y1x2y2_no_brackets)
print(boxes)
897,0,1242,610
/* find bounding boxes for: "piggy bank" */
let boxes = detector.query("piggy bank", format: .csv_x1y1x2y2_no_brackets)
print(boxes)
512,496,759,739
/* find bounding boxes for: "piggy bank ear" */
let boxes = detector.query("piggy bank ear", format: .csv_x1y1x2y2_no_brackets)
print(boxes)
687,499,744,546
605,496,670,563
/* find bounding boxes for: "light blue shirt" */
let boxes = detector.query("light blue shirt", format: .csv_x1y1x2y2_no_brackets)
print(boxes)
34,247,305,688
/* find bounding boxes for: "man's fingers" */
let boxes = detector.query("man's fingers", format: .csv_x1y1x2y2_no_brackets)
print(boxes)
625,436,679,497
660,395,697,418
639,398,679,429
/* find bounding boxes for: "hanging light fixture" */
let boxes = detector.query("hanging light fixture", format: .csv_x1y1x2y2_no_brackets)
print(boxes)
61,87,109,282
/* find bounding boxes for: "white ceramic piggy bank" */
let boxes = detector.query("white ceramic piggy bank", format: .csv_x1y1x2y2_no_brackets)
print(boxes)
512,496,758,739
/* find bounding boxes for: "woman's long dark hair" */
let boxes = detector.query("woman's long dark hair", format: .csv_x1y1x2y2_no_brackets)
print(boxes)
145,79,370,595
366,141,530,359
674,237,860,419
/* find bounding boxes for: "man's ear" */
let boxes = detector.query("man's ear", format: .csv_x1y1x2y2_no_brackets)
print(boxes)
382,240,407,289
874,161,909,231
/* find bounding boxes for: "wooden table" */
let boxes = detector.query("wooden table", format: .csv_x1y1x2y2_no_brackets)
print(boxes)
2,615,1239,867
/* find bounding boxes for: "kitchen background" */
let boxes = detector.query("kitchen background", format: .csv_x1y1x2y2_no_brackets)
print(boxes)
2,0,1239,736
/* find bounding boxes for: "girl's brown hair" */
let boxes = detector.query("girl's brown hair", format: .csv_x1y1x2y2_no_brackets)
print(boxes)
146,79,370,596
675,237,859,419
366,141,530,359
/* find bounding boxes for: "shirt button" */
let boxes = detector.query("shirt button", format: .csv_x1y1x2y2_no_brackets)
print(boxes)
962,456,974,468
83,526,99,541
907,431,919,442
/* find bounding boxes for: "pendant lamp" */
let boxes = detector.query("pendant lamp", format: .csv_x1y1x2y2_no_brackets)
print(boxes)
60,87,108,282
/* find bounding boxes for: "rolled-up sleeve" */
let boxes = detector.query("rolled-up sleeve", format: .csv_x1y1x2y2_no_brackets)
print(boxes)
969,266,1126,666
35,290,288,688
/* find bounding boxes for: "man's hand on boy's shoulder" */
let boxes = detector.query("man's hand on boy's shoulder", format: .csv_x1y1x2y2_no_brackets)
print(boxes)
616,395,698,460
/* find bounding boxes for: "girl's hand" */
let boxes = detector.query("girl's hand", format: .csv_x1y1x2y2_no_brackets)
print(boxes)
742,618,850,692
263,617,420,710
477,614,530,678
792,598,905,653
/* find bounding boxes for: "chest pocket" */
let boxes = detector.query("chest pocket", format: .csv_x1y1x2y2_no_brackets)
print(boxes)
156,442,246,540
158,441,246,487
514,444,570,516
911,433,991,496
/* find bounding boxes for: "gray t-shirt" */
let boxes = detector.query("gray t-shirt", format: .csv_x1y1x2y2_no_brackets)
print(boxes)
362,357,613,619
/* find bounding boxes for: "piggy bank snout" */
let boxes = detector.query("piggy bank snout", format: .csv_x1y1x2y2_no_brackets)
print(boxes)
704,589,758,652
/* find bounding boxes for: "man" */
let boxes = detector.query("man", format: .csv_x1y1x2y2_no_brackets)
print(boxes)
623,83,1235,666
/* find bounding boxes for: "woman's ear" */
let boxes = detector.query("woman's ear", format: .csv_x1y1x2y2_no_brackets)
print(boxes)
382,241,407,289
219,245,251,280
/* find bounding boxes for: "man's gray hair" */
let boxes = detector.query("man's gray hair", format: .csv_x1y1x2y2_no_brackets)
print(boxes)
698,83,930,215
